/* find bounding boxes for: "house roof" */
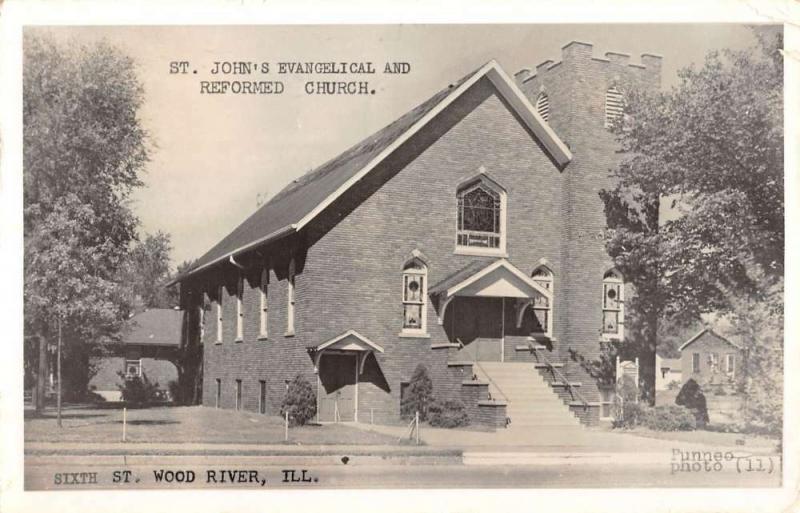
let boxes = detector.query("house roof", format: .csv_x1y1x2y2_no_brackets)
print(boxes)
678,328,741,352
172,61,572,285
122,309,182,347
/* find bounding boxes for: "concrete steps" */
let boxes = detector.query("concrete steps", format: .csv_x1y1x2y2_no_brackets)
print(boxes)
474,362,581,429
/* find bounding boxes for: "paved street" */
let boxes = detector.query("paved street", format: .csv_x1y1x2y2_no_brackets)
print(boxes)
24,405,782,490
25,453,780,490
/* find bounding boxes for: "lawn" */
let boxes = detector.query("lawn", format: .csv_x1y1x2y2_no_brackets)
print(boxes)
24,405,398,445
604,425,779,450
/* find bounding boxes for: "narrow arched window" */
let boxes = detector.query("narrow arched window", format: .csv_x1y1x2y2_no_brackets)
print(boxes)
259,267,269,339
216,286,223,344
535,93,550,122
401,258,427,334
235,274,244,341
286,258,296,336
604,86,625,128
456,174,506,254
531,267,553,337
602,269,624,339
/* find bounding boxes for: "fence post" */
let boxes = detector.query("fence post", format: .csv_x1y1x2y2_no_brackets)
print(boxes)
284,411,289,442
122,407,127,442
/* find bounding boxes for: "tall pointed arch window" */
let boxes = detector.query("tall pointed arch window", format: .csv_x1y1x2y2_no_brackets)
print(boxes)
259,267,269,339
531,266,553,337
235,274,244,341
215,286,223,344
455,173,507,256
604,86,625,128
401,258,428,335
535,92,550,122
286,258,296,336
602,269,624,339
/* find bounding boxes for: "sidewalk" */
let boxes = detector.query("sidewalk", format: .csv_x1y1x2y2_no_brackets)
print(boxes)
352,422,779,455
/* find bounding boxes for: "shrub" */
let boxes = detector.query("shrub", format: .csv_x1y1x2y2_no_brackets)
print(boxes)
641,405,697,431
280,375,316,426
401,364,433,421
428,399,470,428
612,400,644,429
168,380,180,402
117,372,160,406
675,378,709,428
667,380,682,390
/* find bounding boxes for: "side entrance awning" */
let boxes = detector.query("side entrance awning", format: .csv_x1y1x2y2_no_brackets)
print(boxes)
428,258,552,325
309,330,384,374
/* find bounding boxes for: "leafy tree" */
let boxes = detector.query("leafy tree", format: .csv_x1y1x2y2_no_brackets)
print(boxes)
723,275,783,435
121,231,177,309
401,364,433,420
600,29,783,404
24,33,149,410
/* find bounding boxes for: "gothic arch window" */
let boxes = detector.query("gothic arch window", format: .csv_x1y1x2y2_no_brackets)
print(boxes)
531,266,553,337
235,274,244,341
535,92,550,123
215,286,223,344
604,86,625,128
455,173,507,255
401,258,428,335
259,267,269,339
602,269,624,339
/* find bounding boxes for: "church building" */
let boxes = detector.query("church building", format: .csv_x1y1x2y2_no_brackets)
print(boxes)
173,41,662,428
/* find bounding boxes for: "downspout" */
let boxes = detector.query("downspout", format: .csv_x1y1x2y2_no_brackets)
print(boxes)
229,254,245,270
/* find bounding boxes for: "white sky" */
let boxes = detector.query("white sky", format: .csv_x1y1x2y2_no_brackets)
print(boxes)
33,24,764,267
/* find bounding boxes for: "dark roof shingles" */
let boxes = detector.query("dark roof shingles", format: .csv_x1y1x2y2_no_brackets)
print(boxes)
122,309,182,346
187,67,483,276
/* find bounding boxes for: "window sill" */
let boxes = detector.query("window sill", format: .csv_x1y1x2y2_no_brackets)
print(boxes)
285,331,295,338
234,338,243,343
600,334,623,342
454,246,507,258
258,334,269,341
399,331,431,339
214,341,222,345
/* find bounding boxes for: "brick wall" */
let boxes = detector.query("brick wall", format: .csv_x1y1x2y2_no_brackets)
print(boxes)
191,42,662,427
517,41,662,404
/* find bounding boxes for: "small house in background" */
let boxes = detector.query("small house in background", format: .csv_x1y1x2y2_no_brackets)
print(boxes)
88,309,182,402
655,354,682,390
679,328,742,390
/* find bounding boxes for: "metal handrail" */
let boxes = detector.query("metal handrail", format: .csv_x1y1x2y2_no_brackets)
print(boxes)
531,345,589,408
456,339,509,403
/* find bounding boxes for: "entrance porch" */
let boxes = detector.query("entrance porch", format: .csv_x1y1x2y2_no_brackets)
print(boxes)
310,330,384,423
430,259,552,362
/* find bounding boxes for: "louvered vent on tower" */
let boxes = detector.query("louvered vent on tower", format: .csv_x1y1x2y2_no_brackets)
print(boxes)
535,93,550,123
604,86,625,128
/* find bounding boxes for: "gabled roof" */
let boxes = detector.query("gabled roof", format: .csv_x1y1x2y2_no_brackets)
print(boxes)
429,259,553,300
122,309,182,347
313,329,384,353
679,328,741,352
173,61,572,284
